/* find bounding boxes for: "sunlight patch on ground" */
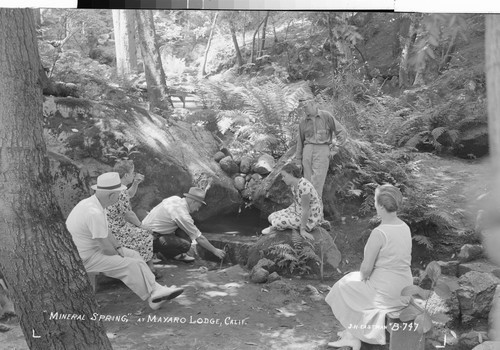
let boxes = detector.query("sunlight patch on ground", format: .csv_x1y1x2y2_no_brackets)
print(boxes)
275,302,311,318
204,291,228,298
155,264,178,269
189,280,219,289
219,282,244,290
174,297,196,306
261,328,326,350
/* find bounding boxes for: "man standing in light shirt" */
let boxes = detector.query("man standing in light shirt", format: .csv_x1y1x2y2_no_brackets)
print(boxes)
66,172,183,310
142,187,226,262
294,99,348,199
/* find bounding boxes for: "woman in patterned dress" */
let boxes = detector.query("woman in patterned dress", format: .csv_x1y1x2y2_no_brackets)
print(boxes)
261,163,323,240
106,160,156,275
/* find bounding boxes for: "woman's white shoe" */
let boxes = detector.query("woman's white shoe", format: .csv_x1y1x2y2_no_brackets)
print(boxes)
261,226,274,235
327,330,361,350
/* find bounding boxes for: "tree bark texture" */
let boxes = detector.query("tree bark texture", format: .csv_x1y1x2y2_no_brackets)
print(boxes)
135,10,170,112
326,13,338,70
201,12,219,77
112,10,137,80
250,16,266,64
399,16,418,88
0,9,113,350
259,11,270,55
230,24,243,68
486,15,500,173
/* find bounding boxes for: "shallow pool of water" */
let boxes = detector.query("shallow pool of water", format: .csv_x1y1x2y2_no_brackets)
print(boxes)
197,208,268,237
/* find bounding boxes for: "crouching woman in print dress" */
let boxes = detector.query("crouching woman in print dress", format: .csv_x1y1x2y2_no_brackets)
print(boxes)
261,163,322,240
325,184,413,349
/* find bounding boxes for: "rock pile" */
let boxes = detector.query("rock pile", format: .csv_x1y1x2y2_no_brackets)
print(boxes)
431,244,500,349
213,151,276,202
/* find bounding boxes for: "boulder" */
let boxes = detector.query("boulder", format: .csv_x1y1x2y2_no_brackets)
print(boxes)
194,232,257,266
255,258,276,273
43,96,241,221
250,267,269,283
267,280,300,296
241,176,264,201
440,275,461,326
459,331,489,350
267,272,281,283
47,150,93,218
240,156,252,174
234,175,246,191
472,341,500,350
251,173,263,181
246,227,341,275
220,147,232,158
305,285,323,302
213,151,225,162
457,271,500,324
458,244,484,263
219,156,239,175
252,153,275,175
437,260,459,277
251,148,296,217
458,259,500,277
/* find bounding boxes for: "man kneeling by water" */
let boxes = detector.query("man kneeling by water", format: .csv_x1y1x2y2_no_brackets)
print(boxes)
142,187,226,263
66,172,184,310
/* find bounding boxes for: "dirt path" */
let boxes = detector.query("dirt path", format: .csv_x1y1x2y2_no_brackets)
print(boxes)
1,261,349,350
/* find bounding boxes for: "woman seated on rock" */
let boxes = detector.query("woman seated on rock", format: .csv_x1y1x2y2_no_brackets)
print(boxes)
106,160,157,276
325,184,413,349
261,163,322,240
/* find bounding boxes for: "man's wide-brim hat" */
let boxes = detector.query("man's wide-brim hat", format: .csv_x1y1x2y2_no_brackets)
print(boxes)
91,172,127,192
184,187,207,205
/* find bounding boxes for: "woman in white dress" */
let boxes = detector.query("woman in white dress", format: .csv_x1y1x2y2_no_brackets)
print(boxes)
325,184,413,349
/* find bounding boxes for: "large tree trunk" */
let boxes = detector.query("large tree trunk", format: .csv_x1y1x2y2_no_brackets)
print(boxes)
392,15,403,59
0,9,112,350
135,10,170,112
485,17,500,334
486,15,500,173
242,12,246,47
200,12,219,77
399,15,418,88
250,15,266,64
112,10,137,80
326,13,338,70
259,11,270,56
230,23,243,68
33,9,41,35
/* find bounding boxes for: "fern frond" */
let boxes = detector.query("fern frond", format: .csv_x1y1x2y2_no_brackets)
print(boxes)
291,229,303,248
425,211,456,229
431,126,448,140
281,253,299,263
413,235,433,249
404,131,427,148
299,246,320,262
268,243,295,255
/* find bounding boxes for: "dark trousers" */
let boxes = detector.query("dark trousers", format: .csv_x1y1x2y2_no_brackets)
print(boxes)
153,229,191,259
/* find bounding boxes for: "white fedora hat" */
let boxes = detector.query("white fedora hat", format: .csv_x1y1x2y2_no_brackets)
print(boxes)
183,187,206,205
91,172,127,192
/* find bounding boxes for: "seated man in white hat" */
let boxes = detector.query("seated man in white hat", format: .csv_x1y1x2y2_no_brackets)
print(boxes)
66,172,183,310
142,187,226,262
